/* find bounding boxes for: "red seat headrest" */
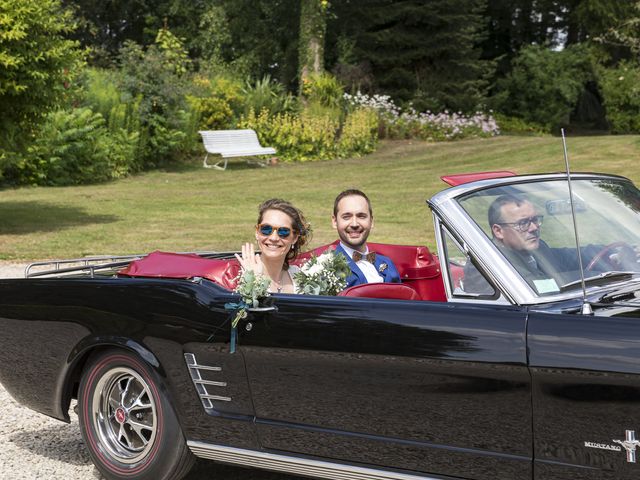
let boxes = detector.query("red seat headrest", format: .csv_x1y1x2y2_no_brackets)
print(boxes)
338,283,420,301
119,251,240,290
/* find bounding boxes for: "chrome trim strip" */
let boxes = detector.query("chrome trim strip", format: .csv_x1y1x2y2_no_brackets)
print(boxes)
195,379,227,387
184,353,230,408
187,441,441,480
189,364,222,372
430,173,626,207
433,215,511,305
25,250,236,278
200,394,232,402
431,201,531,304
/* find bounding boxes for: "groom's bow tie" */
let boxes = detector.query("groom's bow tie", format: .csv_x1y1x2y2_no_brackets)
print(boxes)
352,251,376,263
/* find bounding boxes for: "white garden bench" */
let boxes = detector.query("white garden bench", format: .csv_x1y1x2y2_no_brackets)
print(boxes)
198,129,276,170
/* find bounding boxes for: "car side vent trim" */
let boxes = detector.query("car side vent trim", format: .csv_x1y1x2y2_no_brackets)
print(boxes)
187,441,440,480
184,353,231,407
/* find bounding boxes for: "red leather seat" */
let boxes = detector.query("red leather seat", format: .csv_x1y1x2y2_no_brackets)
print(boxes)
293,241,447,302
338,283,420,301
119,251,241,290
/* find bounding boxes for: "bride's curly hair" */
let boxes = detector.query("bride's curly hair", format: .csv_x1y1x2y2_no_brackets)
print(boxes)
257,198,312,268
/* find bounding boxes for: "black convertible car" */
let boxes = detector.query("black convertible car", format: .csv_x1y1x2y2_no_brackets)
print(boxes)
2,171,640,480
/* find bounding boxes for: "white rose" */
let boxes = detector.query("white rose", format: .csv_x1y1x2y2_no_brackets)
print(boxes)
307,264,323,275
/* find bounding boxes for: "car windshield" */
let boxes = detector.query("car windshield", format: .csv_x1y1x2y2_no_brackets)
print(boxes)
457,177,640,296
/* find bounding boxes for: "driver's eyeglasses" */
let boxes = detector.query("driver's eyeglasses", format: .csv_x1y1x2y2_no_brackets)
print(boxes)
257,224,293,238
498,215,544,232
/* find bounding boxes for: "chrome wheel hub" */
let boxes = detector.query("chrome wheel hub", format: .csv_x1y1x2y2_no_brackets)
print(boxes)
92,367,158,464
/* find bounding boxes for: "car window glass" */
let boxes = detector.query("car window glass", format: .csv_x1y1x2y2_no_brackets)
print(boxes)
443,229,495,297
457,178,640,295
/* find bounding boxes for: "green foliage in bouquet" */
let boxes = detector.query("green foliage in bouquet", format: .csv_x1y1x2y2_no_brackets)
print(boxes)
294,250,351,296
230,270,271,328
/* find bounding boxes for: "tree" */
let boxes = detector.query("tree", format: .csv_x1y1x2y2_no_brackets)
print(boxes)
338,0,492,112
199,0,300,87
492,44,594,130
62,0,214,65
481,0,636,78
597,1,640,61
0,0,84,132
298,0,330,93
62,0,151,64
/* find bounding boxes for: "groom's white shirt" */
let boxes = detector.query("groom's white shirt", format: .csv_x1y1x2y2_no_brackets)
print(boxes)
339,242,383,283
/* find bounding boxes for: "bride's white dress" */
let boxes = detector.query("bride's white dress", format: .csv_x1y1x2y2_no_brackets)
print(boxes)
287,264,300,293
266,265,301,293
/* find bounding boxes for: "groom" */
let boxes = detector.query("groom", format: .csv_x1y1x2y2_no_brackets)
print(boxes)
332,189,400,288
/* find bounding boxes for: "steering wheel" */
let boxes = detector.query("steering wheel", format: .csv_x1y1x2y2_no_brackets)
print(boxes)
586,241,637,271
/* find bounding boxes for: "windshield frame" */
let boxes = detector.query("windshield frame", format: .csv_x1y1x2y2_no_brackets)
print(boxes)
429,172,640,305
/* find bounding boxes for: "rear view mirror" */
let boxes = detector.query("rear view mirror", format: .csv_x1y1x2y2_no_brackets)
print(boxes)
546,198,586,216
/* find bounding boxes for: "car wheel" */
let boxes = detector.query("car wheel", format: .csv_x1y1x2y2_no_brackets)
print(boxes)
78,349,194,480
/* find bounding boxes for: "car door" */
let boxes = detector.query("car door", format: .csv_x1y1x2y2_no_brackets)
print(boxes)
528,304,640,480
237,294,532,480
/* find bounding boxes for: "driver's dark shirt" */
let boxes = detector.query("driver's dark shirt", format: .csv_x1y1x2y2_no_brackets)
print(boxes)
462,240,602,294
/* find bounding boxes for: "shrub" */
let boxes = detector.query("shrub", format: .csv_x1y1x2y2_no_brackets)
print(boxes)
491,44,594,130
238,106,377,162
117,36,194,166
301,72,345,108
238,109,338,162
597,61,640,134
187,73,244,130
187,95,234,130
81,68,141,134
338,108,379,155
5,108,138,186
493,114,548,135
0,0,84,132
241,75,298,116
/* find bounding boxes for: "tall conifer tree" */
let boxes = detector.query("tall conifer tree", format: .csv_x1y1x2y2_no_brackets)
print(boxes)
344,0,491,111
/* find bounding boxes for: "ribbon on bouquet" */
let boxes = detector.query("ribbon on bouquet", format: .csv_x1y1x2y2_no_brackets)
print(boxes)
224,301,248,354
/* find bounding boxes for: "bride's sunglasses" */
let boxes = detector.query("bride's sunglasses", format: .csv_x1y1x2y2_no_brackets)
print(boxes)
257,223,293,238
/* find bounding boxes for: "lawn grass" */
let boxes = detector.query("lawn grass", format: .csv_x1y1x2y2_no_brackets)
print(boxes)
1,134,638,261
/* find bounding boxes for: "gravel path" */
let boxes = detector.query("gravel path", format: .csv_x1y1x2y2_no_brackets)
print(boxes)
0,262,302,480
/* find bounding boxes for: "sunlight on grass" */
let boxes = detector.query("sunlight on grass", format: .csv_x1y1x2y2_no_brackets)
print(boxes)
1,135,638,260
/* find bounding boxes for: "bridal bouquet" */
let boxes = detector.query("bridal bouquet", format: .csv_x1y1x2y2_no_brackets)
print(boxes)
294,250,350,296
229,269,271,328
224,269,272,353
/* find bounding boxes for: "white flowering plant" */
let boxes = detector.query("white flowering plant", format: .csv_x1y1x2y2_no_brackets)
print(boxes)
294,250,351,296
343,90,500,140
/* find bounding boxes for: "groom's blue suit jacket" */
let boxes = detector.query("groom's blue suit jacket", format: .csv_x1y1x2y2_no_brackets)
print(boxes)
335,244,401,288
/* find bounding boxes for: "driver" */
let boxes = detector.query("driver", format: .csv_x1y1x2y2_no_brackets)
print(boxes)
489,194,552,279
464,195,596,294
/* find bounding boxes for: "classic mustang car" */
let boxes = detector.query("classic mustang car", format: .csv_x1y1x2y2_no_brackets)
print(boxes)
2,171,640,480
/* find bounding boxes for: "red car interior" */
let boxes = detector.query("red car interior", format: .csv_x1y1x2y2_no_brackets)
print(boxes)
338,283,421,301
120,242,447,301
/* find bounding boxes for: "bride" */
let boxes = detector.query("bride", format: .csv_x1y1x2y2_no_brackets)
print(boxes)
236,198,311,293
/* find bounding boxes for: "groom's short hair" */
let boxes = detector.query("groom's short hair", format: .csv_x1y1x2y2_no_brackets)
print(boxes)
333,189,373,217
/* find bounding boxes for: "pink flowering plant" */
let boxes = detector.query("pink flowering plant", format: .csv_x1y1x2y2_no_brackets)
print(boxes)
343,91,500,141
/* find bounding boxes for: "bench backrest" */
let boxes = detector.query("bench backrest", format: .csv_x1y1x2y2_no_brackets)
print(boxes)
198,129,263,151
